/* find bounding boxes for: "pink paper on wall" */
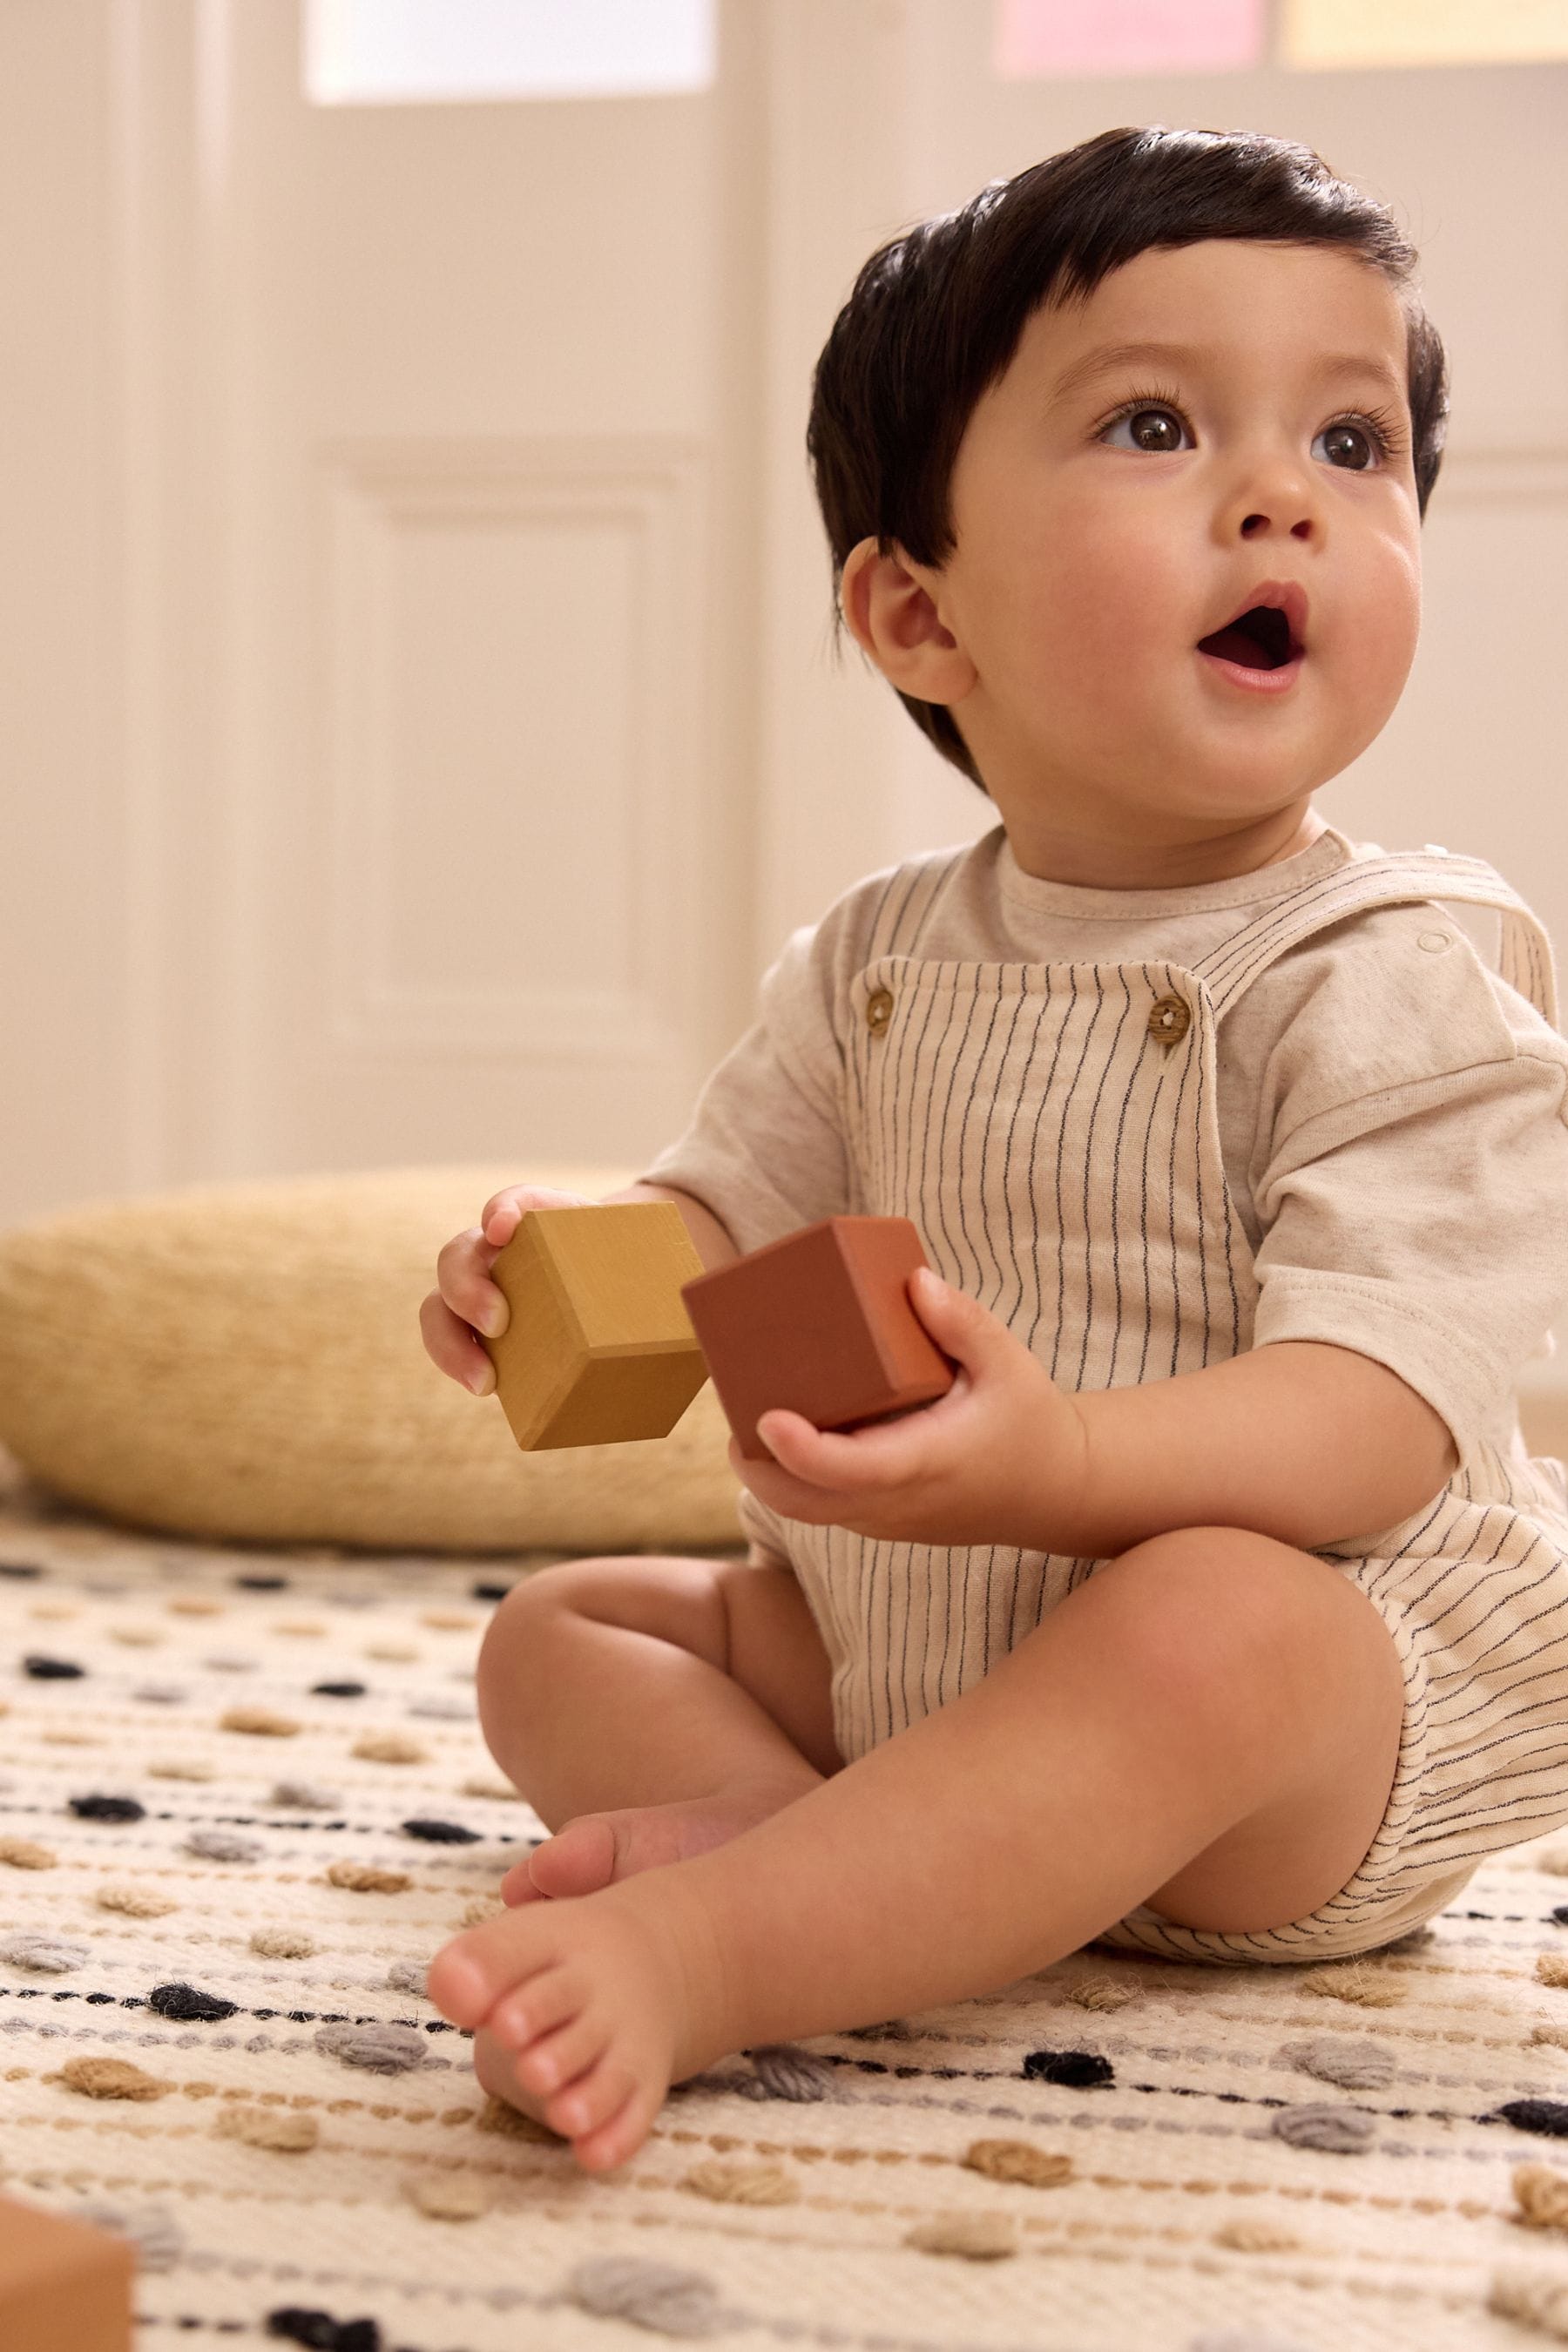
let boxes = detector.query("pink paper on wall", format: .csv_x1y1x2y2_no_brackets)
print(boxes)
995,0,1264,78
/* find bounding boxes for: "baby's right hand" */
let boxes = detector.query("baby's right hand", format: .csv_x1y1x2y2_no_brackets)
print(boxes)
419,1183,593,1396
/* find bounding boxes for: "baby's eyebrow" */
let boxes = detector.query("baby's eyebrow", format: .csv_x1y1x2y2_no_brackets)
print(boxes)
1048,339,1406,409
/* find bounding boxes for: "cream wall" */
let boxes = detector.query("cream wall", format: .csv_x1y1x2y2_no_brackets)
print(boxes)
3,1,1565,1414
0,8,126,1212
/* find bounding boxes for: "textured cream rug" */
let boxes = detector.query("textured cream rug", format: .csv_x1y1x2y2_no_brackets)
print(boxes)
8,1451,1568,2352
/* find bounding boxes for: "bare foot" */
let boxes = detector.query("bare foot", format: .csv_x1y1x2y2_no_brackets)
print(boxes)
429,1870,731,2173
501,1775,814,1907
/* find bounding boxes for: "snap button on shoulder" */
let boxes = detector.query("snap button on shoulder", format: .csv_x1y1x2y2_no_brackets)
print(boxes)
1417,930,1451,954
1147,994,1191,1046
866,987,895,1036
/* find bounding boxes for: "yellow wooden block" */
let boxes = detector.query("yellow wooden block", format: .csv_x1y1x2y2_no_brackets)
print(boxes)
0,2192,135,2352
483,1202,710,1451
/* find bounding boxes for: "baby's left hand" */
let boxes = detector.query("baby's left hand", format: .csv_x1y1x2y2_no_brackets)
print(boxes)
732,1270,1087,1550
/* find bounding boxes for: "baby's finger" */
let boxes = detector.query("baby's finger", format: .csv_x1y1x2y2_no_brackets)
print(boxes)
732,1416,922,1525
419,1288,497,1396
478,1184,587,1247
479,1188,531,1247
435,1227,509,1341
907,1267,1013,1378
728,1438,849,1526
754,1409,908,1490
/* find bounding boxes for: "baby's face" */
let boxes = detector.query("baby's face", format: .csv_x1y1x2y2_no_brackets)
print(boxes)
931,240,1423,872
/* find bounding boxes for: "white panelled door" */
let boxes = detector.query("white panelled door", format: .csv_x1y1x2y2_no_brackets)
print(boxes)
186,0,754,1183
0,0,760,1216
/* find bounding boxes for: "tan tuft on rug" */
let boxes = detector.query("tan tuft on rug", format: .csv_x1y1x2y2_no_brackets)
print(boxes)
6,1446,1568,2352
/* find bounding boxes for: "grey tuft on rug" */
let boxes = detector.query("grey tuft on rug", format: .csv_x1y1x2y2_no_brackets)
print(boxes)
6,1454,1568,2352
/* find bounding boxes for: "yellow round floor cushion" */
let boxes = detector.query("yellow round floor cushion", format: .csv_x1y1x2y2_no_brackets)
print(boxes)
0,1166,744,1552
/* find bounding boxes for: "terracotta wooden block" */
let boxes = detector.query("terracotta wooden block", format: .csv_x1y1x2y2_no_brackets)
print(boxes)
483,1201,710,1450
0,2192,135,2352
681,1215,956,1460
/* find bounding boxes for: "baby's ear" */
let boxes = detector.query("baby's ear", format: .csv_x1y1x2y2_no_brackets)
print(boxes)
840,538,975,705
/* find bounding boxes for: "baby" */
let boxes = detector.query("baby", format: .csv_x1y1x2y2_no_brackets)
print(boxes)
421,125,1568,2174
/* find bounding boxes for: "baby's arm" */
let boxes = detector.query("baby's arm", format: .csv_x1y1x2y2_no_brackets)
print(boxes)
739,1276,1456,1559
1054,1341,1456,1556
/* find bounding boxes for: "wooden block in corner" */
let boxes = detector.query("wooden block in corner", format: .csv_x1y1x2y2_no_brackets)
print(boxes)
483,1201,711,1451
0,2192,135,2352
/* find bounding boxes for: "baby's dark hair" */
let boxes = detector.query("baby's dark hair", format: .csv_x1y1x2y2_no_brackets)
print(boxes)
807,124,1449,790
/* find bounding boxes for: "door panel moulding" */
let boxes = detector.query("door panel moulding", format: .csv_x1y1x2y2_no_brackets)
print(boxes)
320,436,711,1065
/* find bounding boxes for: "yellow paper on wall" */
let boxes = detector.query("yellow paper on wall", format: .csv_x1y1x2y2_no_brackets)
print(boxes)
1285,0,1568,69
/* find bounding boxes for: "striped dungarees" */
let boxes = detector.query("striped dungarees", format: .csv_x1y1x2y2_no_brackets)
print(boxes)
741,846,1568,1963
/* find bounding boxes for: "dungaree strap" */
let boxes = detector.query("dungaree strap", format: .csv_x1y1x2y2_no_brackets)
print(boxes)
1191,849,1558,1031
862,846,970,966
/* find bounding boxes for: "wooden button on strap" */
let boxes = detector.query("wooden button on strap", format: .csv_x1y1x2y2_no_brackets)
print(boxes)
866,987,894,1036
1147,994,1191,1046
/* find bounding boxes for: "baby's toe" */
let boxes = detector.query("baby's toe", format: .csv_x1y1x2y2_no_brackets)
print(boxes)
471,2025,550,2126
545,2054,636,2145
490,1968,580,2054
513,2009,609,2099
571,2072,665,2174
427,1915,547,2027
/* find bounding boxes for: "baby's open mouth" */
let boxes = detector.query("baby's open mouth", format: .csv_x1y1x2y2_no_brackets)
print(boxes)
1196,605,1297,671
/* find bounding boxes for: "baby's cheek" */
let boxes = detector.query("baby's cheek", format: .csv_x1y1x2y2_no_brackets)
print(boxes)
1050,543,1185,704
1330,575,1420,733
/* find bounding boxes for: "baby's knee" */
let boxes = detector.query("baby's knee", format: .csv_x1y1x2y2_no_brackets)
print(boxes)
476,1557,573,1678
475,1552,731,1707
1087,1528,1398,1741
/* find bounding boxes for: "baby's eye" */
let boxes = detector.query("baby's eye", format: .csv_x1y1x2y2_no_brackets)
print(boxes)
1312,418,1384,470
1099,403,1192,456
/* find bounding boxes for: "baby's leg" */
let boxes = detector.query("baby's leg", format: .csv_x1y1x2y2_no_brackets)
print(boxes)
475,1551,841,1903
430,1526,1406,2170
